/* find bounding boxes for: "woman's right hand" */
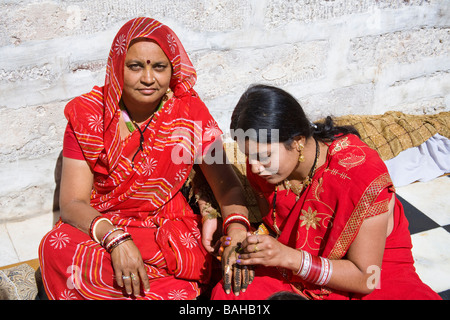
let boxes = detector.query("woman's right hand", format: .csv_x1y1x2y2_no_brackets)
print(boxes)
110,239,150,297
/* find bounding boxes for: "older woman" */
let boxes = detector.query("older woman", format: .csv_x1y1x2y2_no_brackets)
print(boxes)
39,17,249,300
212,84,441,300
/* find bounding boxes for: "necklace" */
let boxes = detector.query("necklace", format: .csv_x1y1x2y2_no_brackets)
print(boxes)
119,101,158,167
120,97,165,134
120,89,170,134
272,138,320,236
119,90,171,167
283,138,320,201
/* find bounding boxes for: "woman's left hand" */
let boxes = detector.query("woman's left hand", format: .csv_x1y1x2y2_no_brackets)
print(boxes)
220,227,255,296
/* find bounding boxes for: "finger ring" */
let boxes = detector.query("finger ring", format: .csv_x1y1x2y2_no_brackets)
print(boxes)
131,273,136,281
254,245,259,253
225,265,231,274
122,275,130,280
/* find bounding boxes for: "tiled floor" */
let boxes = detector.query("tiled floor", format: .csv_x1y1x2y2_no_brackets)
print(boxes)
395,175,450,300
0,176,449,299
0,212,54,267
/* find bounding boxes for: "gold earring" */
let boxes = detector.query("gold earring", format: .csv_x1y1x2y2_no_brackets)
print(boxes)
162,88,172,102
298,143,305,163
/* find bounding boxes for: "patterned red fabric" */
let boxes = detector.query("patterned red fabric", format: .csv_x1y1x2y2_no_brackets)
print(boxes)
39,17,222,300
212,134,441,300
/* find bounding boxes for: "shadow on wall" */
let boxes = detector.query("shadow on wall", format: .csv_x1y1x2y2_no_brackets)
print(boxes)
52,151,62,226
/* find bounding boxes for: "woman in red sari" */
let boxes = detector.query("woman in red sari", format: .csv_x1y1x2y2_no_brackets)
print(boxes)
39,17,249,300
212,84,441,300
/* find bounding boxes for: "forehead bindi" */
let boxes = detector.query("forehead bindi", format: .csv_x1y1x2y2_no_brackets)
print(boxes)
126,40,169,64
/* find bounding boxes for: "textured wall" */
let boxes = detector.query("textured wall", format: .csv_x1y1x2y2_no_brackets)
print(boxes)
0,0,449,222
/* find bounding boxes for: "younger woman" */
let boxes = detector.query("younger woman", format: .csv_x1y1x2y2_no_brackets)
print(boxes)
212,84,441,300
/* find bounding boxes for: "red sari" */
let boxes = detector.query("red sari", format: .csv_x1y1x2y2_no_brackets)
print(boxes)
39,18,222,300
212,134,441,300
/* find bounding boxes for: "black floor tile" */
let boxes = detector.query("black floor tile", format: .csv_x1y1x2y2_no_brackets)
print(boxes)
396,194,440,235
439,289,450,300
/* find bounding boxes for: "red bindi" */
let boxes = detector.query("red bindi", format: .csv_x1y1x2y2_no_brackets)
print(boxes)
146,60,151,64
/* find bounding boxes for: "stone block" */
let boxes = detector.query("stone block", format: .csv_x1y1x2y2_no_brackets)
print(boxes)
299,83,375,121
377,71,450,113
0,0,251,47
193,40,329,101
264,0,432,28
348,27,449,68
0,152,60,222
0,103,66,163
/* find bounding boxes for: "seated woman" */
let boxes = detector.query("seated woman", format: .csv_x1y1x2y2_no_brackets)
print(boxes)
38,17,249,300
211,84,441,300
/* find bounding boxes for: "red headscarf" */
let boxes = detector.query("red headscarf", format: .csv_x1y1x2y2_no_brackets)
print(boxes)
64,17,221,216
102,17,199,172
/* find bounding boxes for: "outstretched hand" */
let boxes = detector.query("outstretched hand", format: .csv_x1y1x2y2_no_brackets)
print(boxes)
219,228,255,296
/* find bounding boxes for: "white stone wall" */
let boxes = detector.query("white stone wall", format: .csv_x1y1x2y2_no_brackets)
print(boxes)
0,0,449,222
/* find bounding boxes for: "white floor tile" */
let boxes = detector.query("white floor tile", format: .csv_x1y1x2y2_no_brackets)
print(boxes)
0,224,19,267
396,176,450,226
5,213,54,263
411,227,450,293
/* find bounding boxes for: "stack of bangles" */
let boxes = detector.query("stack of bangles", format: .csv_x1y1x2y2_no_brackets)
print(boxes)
89,216,132,254
222,213,251,234
295,250,333,286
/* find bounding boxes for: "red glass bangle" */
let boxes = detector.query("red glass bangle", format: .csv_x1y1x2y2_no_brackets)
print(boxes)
305,255,322,284
105,232,132,253
89,216,102,240
223,213,250,234
101,227,125,248
295,251,333,286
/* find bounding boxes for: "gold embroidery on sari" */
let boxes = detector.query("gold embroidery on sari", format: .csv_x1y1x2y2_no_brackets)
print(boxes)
300,207,321,230
365,198,390,219
291,282,333,300
312,177,325,199
330,137,350,155
296,203,334,252
324,168,351,180
337,148,366,170
328,173,392,260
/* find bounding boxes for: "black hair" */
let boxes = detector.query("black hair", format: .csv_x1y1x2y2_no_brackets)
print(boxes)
230,84,359,147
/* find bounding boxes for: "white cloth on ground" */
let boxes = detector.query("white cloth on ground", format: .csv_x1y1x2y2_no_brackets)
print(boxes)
384,134,450,187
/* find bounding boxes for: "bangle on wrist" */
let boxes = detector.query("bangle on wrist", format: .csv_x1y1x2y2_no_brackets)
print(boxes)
223,213,250,234
101,227,125,247
295,250,333,286
89,216,113,243
226,225,248,234
105,232,132,253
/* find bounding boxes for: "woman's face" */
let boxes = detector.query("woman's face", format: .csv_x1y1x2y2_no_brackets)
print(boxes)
122,40,172,110
240,139,299,185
